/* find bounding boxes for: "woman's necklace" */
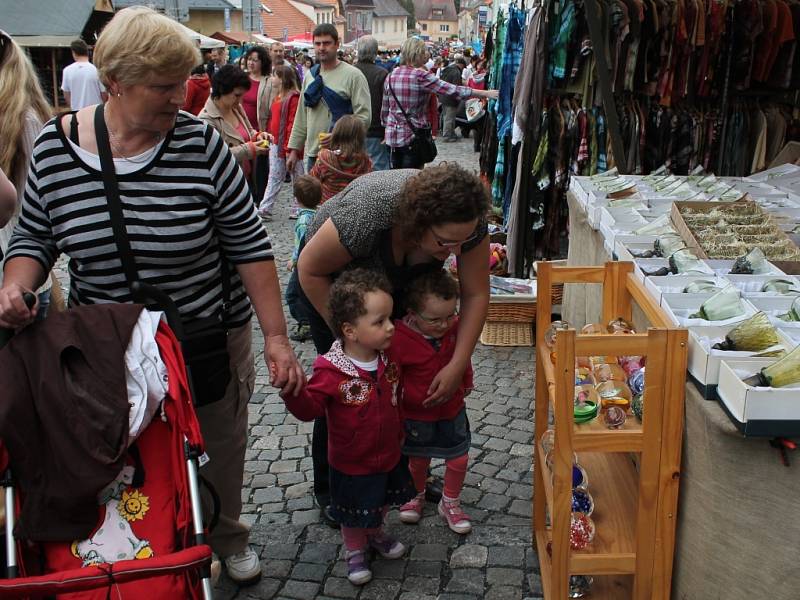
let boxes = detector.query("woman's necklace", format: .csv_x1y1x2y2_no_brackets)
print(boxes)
107,126,161,164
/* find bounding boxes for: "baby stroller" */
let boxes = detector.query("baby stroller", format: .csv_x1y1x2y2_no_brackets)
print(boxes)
0,285,215,599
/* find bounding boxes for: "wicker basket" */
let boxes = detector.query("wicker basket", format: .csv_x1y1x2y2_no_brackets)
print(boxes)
480,321,533,346
485,283,563,324
486,301,537,322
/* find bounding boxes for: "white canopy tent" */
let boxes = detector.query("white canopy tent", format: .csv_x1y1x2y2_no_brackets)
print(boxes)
177,23,225,49
253,34,281,45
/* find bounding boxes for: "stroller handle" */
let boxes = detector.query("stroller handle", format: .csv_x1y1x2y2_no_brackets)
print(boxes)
130,281,185,338
0,292,37,350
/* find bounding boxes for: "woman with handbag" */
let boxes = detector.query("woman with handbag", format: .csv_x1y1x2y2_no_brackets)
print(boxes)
380,38,497,169
0,7,304,587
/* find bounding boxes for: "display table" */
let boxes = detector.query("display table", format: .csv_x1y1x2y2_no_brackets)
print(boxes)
563,191,800,600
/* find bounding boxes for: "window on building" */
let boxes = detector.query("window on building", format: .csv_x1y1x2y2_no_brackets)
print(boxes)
421,22,427,31
440,23,449,31
394,18,398,31
355,11,372,32
347,12,354,29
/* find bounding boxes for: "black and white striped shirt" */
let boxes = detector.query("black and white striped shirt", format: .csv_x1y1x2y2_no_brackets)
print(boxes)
7,111,272,328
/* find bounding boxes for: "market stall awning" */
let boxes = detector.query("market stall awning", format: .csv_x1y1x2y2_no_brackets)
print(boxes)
211,31,256,45
13,35,78,48
6,0,113,47
287,32,314,43
178,23,226,48
253,34,281,44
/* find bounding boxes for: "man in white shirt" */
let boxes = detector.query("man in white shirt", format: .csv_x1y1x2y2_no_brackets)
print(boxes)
61,39,106,110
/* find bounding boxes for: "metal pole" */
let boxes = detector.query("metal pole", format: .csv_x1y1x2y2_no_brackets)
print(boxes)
185,440,213,600
5,484,18,578
51,49,59,111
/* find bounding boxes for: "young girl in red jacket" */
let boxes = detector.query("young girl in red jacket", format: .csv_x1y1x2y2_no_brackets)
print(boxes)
394,269,474,534
258,65,303,220
281,269,415,586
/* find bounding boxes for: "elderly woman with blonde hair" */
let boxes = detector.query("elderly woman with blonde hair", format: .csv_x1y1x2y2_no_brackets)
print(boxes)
380,38,497,169
0,7,304,586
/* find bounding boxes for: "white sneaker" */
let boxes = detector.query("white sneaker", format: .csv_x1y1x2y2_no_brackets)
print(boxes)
224,546,262,585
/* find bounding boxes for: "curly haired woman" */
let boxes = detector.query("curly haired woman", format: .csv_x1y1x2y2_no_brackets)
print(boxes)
295,163,490,525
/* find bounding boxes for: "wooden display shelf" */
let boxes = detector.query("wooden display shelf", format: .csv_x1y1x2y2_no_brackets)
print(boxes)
532,261,688,600
538,345,644,452
536,528,635,599
536,447,639,574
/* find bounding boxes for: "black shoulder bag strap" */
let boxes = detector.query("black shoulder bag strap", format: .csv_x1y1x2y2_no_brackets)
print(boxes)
387,77,417,134
94,104,141,291
93,104,231,315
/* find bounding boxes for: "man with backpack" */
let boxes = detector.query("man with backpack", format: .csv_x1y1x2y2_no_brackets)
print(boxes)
286,24,371,173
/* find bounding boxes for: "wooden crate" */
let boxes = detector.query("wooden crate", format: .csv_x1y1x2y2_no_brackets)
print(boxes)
533,261,688,600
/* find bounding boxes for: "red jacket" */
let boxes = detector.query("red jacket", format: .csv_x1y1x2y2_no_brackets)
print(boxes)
268,93,301,159
182,75,210,116
282,341,403,475
392,319,473,422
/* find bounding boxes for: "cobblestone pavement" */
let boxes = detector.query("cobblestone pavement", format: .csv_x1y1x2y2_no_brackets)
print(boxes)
55,134,540,600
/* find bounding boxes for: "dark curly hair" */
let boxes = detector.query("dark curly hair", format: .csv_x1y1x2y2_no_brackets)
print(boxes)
396,163,490,243
210,64,251,99
246,45,272,77
329,268,393,337
405,269,460,314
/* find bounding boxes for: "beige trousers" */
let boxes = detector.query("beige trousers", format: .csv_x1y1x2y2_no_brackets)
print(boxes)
196,323,255,558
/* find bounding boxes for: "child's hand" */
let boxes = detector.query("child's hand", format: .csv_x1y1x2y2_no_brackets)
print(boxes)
287,259,295,271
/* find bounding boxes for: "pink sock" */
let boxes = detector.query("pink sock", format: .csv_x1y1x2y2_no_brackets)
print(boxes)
408,456,431,494
364,506,389,537
443,453,469,499
340,527,368,551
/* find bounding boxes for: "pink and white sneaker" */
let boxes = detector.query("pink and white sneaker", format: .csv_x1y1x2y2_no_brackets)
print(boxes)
399,492,425,524
438,496,472,534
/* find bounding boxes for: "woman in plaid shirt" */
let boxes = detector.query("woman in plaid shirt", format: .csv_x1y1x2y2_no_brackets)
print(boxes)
381,38,497,169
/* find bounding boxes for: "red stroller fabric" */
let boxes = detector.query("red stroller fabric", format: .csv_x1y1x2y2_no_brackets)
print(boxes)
0,546,210,599
2,318,210,599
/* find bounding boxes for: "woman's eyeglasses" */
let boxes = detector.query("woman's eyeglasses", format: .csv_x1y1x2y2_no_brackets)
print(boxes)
430,228,480,248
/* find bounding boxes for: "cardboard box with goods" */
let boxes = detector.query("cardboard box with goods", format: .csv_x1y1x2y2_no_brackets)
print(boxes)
670,200,800,262
686,324,795,399
717,358,800,436
644,275,730,305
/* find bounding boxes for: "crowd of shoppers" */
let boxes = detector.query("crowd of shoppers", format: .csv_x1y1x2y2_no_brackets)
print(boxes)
0,13,499,591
